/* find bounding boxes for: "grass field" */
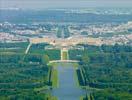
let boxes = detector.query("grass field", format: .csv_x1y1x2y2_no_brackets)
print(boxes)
62,51,68,60
51,68,59,88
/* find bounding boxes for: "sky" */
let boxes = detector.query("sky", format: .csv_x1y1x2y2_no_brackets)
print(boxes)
0,0,132,9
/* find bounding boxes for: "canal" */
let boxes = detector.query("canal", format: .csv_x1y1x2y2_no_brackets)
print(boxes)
52,63,86,100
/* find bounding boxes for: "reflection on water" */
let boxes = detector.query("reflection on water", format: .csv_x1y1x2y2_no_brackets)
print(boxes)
52,63,87,100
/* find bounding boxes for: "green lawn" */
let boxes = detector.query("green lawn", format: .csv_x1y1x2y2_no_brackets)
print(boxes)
51,68,59,88
62,51,68,60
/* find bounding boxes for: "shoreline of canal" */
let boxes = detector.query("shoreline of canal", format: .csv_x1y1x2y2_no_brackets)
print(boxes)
49,63,89,100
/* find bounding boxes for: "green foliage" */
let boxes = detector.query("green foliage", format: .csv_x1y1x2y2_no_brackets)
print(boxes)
24,54,42,64
0,42,29,53
42,54,50,64
69,44,132,99
0,42,29,48
93,89,132,100
56,26,70,38
81,54,90,64
29,43,60,60
43,50,60,60
64,26,70,38
62,51,68,60
0,53,24,63
0,42,51,99
57,27,62,38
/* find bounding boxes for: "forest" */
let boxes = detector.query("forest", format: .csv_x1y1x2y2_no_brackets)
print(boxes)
69,44,132,100
0,42,59,100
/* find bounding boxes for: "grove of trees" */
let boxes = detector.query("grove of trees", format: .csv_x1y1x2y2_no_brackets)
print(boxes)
69,44,132,99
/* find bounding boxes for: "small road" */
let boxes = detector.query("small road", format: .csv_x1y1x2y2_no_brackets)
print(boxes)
25,43,32,54
49,60,79,63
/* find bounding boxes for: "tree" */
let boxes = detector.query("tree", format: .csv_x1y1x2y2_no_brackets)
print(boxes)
42,54,49,64
82,54,90,65
57,28,62,38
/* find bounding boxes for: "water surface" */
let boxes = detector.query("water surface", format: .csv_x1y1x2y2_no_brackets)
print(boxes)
52,63,86,100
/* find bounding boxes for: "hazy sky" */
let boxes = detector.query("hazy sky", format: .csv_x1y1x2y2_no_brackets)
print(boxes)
1,0,132,9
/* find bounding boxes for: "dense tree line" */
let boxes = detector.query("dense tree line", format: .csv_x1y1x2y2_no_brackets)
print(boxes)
0,42,29,48
69,44,132,99
29,43,60,60
0,42,58,99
